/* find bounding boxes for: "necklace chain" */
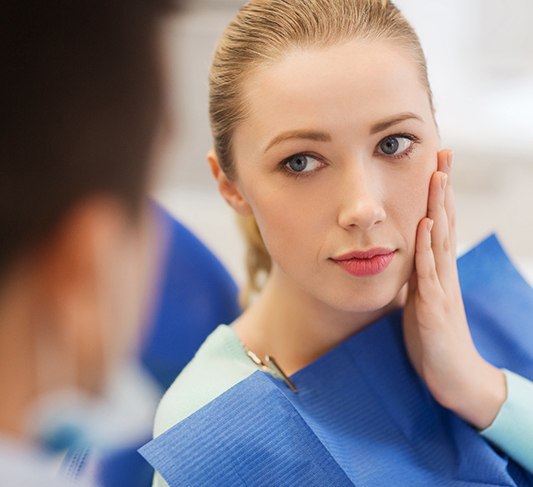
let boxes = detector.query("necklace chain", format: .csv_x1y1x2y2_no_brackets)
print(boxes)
246,349,298,393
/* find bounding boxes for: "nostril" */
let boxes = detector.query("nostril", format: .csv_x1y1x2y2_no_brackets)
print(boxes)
337,197,386,231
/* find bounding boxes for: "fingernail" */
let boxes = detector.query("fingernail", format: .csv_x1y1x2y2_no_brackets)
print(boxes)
441,173,448,190
447,151,453,170
427,219,434,233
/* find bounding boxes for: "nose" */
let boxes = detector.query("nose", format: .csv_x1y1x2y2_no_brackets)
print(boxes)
337,163,386,231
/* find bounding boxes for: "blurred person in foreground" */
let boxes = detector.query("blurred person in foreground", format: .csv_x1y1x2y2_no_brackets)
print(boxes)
0,0,178,484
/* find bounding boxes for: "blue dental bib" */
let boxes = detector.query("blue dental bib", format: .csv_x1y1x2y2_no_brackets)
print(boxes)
141,235,533,486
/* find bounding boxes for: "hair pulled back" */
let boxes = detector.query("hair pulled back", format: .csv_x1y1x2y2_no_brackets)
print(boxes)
209,0,432,304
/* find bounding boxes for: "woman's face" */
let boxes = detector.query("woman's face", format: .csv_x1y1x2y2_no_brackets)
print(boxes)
231,39,440,313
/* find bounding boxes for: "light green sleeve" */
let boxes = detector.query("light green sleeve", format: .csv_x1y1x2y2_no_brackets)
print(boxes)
152,470,168,487
151,325,256,487
481,369,533,473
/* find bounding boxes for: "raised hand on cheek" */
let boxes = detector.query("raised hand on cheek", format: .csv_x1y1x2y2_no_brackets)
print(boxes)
402,150,507,430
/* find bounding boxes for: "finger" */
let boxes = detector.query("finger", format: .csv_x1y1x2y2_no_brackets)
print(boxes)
404,269,418,308
427,169,453,287
407,269,418,299
437,149,450,176
415,217,441,300
438,150,457,259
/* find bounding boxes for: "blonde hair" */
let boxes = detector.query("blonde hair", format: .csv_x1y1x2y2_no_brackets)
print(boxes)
209,0,433,305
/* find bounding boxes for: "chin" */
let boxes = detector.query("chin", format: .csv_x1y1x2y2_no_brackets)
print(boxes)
326,284,405,315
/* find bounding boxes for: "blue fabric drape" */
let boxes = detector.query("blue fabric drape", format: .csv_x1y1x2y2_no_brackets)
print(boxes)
141,235,533,486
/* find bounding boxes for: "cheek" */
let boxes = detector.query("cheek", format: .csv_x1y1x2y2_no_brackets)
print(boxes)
245,182,328,266
250,193,304,258
387,151,436,250
105,226,156,364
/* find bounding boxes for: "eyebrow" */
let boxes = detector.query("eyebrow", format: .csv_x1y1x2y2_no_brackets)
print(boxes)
369,112,424,134
264,130,331,153
263,112,424,153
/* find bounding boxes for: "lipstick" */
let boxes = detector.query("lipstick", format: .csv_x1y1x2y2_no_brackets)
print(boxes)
331,248,395,277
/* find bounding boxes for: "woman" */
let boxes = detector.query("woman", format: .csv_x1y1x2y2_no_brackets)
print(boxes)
0,0,177,485
147,1,533,485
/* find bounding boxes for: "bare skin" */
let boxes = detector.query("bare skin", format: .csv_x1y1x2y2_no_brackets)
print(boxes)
211,39,505,431
0,199,157,441
403,150,506,429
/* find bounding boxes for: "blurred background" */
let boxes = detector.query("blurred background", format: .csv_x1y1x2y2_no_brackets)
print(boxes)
154,0,533,285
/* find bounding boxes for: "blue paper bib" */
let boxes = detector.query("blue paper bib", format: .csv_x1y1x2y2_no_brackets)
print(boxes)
141,235,533,486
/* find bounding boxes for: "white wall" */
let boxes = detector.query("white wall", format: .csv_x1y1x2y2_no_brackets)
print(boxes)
154,1,533,285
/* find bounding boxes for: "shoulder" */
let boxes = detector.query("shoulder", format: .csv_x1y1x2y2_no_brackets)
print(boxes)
153,324,256,437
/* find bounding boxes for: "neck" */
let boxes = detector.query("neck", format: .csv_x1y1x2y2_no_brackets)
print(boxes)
234,265,405,376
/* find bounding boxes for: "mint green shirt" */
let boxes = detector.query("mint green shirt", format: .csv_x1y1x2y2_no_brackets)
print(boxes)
482,369,533,471
152,326,256,487
152,325,533,486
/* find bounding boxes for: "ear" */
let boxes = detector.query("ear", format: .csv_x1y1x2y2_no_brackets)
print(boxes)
207,149,252,216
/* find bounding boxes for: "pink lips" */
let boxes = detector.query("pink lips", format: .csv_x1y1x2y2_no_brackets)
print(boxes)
331,247,396,277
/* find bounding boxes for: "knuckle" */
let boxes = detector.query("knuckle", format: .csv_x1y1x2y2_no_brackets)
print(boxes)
449,215,457,230
419,268,437,281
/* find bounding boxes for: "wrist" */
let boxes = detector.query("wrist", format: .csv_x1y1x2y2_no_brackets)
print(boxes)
446,360,507,430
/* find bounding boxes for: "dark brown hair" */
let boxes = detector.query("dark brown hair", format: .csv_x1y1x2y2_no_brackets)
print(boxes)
0,0,179,278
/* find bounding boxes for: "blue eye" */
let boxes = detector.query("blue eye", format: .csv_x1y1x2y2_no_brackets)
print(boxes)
283,154,323,174
378,135,414,156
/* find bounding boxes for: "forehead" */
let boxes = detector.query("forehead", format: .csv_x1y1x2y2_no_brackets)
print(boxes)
235,39,432,153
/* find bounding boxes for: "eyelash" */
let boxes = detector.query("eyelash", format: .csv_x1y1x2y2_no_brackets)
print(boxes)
278,132,421,178
377,133,420,160
278,153,325,179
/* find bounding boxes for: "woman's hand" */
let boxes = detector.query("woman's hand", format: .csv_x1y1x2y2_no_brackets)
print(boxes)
402,150,506,430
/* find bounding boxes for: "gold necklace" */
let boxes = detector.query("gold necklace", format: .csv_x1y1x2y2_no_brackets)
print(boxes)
246,349,298,393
